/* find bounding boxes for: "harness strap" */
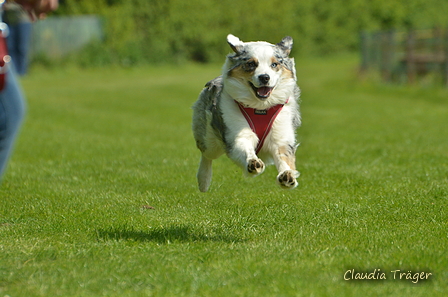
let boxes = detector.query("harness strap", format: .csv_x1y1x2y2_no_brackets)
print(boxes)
236,100,287,154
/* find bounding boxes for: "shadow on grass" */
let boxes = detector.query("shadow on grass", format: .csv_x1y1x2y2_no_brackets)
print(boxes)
96,225,244,244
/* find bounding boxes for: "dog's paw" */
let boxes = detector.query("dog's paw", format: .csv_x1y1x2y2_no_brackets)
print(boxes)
277,170,300,189
247,158,265,176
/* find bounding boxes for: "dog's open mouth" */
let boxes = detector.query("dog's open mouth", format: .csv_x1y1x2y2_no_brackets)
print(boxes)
249,82,273,99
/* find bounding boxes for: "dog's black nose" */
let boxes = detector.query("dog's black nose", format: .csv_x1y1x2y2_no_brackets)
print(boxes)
258,74,270,85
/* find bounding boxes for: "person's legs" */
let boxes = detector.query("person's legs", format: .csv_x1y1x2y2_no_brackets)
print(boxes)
0,67,26,178
7,22,31,76
15,22,31,75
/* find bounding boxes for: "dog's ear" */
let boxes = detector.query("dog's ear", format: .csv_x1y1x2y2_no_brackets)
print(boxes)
227,34,245,55
277,36,293,56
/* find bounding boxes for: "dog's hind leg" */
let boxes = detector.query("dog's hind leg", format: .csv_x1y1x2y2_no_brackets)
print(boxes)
197,154,213,192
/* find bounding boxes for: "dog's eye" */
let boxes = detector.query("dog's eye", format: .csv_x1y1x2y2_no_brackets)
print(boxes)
246,61,256,68
271,62,279,68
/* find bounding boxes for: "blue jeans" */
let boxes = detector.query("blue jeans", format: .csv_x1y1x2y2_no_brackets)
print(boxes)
6,22,32,76
0,66,26,179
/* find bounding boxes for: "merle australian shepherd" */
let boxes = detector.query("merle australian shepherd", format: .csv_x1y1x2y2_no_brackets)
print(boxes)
192,34,301,192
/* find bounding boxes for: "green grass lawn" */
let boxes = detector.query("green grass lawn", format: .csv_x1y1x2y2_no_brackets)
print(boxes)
0,55,447,296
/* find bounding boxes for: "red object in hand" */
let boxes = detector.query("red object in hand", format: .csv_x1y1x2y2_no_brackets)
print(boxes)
0,23,10,91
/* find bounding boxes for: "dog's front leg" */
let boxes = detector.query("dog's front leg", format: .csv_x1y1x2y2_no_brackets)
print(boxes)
273,145,300,189
228,130,265,177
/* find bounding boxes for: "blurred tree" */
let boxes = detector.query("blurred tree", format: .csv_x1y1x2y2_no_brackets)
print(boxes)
46,0,448,64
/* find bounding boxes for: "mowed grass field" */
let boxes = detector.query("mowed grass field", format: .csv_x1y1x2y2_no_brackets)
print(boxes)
0,55,447,296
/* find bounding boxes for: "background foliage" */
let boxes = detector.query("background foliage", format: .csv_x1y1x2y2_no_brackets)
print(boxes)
53,0,448,65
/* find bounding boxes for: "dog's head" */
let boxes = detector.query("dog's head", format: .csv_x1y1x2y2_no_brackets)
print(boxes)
223,34,297,108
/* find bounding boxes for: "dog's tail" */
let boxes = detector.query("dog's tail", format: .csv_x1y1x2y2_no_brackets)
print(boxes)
197,155,213,192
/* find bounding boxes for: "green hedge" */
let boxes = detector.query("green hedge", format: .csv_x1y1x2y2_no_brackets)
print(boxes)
56,0,448,65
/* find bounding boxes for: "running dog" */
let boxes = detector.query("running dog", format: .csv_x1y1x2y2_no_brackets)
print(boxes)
192,34,301,192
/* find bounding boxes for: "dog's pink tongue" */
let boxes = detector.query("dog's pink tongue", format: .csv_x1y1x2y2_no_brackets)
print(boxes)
257,87,272,97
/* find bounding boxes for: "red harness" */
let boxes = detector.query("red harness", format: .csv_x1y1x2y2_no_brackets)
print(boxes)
236,100,287,154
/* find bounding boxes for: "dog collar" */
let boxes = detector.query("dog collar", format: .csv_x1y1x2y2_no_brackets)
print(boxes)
236,100,287,154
